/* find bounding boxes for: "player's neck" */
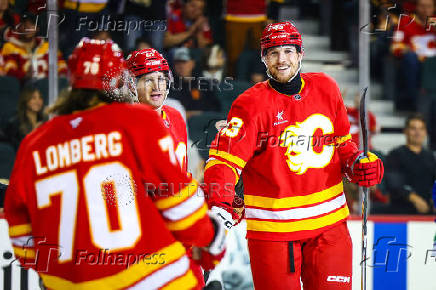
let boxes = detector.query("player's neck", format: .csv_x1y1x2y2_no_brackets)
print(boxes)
269,72,302,96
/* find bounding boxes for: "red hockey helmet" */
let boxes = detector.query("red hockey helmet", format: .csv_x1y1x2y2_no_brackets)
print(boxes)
126,48,171,78
260,21,303,56
68,38,126,90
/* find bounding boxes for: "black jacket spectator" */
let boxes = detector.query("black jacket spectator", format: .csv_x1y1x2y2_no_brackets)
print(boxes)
384,114,436,214
385,145,436,214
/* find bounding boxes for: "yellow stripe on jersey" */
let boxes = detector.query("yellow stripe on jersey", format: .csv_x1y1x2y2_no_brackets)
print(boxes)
154,182,198,210
166,204,208,231
204,159,239,183
209,150,246,169
335,134,352,145
9,224,32,237
64,1,106,12
299,78,305,94
225,14,267,22
13,246,36,259
244,182,343,209
40,242,186,290
162,270,197,290
246,206,349,233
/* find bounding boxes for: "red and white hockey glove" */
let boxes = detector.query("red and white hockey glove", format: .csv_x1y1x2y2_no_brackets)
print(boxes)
345,151,384,187
210,205,235,231
190,207,229,270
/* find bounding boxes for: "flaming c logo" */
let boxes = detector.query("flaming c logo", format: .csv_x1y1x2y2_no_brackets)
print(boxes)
279,114,334,174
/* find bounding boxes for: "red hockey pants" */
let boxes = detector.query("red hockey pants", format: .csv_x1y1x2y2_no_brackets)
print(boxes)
247,222,352,290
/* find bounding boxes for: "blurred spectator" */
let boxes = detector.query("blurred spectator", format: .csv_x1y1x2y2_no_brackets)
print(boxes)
92,30,112,42
202,44,226,81
12,0,46,15
250,71,266,84
59,0,109,57
346,93,379,150
370,0,401,81
164,0,212,49
170,47,221,117
0,0,19,47
268,0,285,22
4,87,47,150
1,13,67,82
135,37,151,51
120,0,168,52
224,0,266,76
391,0,436,110
235,49,266,83
384,114,436,214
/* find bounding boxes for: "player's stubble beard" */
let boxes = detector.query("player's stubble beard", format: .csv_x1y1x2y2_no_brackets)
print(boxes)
267,54,302,83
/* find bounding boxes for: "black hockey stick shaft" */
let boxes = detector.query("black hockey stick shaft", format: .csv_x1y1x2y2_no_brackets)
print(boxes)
359,87,369,290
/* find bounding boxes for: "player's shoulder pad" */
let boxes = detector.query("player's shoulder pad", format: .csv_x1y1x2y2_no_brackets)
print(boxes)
90,103,161,129
303,72,341,96
230,81,271,117
303,72,339,88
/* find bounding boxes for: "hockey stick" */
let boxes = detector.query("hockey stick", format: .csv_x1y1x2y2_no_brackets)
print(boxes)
359,87,369,290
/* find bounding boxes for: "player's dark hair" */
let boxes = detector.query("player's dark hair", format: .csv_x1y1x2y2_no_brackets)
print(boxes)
405,113,427,129
48,89,114,116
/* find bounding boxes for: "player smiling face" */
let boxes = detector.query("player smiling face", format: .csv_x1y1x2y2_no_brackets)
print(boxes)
264,45,303,83
136,71,168,109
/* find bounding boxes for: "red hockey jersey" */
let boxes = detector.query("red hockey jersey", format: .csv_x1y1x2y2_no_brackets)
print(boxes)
5,103,213,289
225,0,267,22
2,37,67,81
204,73,359,241
392,14,436,59
162,105,188,172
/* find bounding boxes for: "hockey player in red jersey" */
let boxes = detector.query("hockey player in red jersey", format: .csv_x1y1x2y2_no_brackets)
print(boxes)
203,22,384,290
127,48,223,286
127,48,188,172
4,38,226,289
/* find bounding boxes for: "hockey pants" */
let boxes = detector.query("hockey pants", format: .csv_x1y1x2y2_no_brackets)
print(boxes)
247,222,352,290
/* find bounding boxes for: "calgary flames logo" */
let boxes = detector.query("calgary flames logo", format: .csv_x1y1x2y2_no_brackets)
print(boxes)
279,114,334,175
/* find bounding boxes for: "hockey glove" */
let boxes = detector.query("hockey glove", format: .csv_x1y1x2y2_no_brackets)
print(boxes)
345,151,384,187
192,247,226,271
210,205,235,231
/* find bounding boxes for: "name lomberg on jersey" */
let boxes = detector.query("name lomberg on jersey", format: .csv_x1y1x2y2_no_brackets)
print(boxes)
32,131,123,175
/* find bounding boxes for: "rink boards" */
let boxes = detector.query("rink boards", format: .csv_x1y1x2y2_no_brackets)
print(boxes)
0,215,435,290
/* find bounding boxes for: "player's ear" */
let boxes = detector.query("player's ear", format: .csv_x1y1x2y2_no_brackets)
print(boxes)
297,52,303,61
